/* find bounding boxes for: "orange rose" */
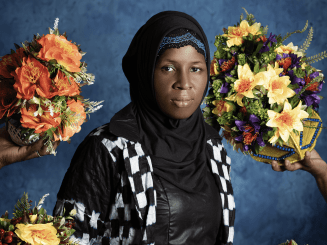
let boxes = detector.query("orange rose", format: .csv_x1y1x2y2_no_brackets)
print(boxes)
53,70,80,96
11,56,52,100
0,48,28,78
56,99,86,141
20,104,61,134
37,34,82,72
0,80,19,119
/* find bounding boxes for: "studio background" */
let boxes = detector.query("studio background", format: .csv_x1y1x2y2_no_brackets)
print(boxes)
0,0,326,244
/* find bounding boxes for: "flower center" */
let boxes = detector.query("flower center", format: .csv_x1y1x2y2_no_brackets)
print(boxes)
236,78,253,93
23,61,41,84
55,39,75,56
275,112,294,127
271,80,283,91
229,27,247,37
56,77,70,90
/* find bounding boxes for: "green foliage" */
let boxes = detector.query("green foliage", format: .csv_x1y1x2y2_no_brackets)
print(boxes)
13,192,31,219
281,20,308,43
300,27,313,52
306,51,327,64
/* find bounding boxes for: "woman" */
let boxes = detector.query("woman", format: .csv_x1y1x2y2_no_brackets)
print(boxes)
53,11,234,245
53,10,327,245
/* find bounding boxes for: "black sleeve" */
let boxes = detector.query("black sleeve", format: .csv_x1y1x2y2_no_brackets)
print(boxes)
53,134,117,244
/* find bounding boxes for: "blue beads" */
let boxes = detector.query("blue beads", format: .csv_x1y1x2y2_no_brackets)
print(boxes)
158,32,206,59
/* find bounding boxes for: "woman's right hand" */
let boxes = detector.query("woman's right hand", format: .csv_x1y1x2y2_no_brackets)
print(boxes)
0,127,60,170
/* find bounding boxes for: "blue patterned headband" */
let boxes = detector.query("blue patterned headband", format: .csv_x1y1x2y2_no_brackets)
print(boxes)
157,31,207,60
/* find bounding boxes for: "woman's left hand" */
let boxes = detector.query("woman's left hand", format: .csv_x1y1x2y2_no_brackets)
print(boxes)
270,149,327,179
0,126,60,170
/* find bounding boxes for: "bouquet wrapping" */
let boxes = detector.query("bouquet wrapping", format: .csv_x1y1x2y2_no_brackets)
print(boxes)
0,18,103,155
203,8,325,164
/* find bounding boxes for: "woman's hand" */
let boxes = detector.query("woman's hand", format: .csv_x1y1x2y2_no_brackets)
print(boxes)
0,126,60,170
269,149,327,203
270,149,327,179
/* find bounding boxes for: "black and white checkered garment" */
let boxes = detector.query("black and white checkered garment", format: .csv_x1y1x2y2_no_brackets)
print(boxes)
53,124,235,245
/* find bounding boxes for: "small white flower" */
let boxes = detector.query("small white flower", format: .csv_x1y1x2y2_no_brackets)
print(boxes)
37,193,50,210
49,105,54,117
53,17,59,30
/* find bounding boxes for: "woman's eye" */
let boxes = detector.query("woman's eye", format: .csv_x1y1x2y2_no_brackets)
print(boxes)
162,66,175,72
191,67,201,72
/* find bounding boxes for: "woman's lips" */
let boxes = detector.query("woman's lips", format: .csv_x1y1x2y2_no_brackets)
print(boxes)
171,98,194,107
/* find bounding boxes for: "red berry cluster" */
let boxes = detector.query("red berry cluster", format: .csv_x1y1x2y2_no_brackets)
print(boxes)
0,229,14,245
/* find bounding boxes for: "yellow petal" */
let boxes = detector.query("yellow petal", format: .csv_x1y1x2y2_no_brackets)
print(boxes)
267,110,278,120
29,214,38,223
236,94,244,107
278,128,290,142
269,131,279,144
240,20,250,29
292,121,304,131
283,100,292,111
225,93,236,101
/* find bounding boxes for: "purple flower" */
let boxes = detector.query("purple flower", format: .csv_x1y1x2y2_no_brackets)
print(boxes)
289,53,301,69
288,70,305,86
220,82,229,94
259,33,277,53
219,59,227,66
300,92,321,108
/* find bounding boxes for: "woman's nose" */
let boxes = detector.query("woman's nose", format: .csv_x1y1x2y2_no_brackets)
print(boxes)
173,68,192,90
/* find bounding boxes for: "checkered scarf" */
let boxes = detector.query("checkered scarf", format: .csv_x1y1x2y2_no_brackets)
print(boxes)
54,125,235,245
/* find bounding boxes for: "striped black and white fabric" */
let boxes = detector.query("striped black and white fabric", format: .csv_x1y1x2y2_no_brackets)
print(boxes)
53,123,235,245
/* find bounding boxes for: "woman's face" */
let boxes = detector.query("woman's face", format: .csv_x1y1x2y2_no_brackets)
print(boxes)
154,45,207,120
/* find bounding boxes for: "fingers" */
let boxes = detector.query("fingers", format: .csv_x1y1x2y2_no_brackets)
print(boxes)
271,160,286,172
270,159,303,172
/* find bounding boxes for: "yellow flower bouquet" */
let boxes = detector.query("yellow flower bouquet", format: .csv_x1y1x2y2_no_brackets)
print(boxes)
203,8,326,165
0,193,79,245
0,18,103,155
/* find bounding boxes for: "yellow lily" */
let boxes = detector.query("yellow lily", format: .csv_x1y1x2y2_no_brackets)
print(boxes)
267,100,309,144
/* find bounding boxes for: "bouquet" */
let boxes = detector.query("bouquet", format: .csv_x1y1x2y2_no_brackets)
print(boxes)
279,239,308,245
0,193,78,245
0,18,103,155
203,8,326,164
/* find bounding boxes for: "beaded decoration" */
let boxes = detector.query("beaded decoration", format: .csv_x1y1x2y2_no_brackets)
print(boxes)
157,28,207,60
250,112,323,163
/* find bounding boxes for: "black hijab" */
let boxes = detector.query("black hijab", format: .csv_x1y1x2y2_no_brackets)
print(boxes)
122,11,211,193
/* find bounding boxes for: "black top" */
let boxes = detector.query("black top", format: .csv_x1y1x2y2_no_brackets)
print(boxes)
153,165,222,245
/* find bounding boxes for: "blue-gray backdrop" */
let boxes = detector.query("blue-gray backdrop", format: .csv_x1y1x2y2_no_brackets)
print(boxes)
0,0,326,244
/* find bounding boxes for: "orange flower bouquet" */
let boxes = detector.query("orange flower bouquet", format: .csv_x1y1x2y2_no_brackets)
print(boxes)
0,18,103,155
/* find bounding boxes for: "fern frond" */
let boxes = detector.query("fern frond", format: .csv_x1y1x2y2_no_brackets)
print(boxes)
282,20,308,43
240,13,244,22
262,25,269,35
242,7,256,24
306,51,327,64
13,192,31,218
242,7,249,16
300,27,314,52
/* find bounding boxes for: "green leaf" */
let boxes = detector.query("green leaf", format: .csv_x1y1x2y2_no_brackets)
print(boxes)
39,208,45,215
255,143,260,154
259,67,266,72
254,62,260,74
237,53,246,66
252,42,264,57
